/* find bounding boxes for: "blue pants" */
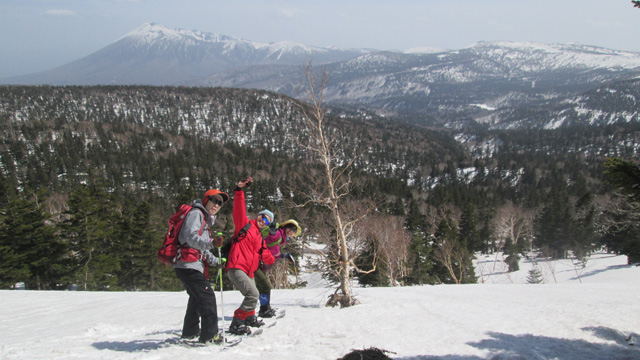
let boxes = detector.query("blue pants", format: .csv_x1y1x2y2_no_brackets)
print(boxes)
174,268,219,342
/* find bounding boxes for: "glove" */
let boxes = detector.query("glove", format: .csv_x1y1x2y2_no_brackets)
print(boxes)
269,222,278,235
281,253,295,265
213,233,225,248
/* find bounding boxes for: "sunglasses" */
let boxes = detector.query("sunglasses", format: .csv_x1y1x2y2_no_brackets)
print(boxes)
261,215,270,226
209,197,224,206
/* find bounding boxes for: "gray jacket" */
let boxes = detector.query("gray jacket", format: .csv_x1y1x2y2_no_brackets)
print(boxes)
173,200,220,273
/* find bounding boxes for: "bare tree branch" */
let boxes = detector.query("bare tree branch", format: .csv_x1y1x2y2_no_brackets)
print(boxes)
292,62,375,307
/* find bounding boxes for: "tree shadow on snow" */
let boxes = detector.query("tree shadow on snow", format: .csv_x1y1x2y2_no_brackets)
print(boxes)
392,327,639,360
582,326,639,346
569,264,633,281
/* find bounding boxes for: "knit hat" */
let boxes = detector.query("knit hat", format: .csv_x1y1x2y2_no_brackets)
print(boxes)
280,219,301,237
258,209,274,223
202,189,229,206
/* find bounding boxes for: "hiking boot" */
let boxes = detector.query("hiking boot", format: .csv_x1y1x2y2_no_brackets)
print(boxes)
200,332,225,345
258,305,277,318
244,315,265,327
229,317,251,335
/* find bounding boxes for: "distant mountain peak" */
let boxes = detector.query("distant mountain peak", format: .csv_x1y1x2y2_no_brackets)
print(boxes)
121,22,232,44
121,22,337,56
122,22,181,41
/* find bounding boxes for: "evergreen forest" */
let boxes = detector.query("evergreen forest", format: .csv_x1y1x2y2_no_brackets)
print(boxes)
1,85,638,291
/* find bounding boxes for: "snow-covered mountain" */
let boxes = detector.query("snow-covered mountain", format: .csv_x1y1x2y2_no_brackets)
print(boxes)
0,23,369,86
472,77,640,129
193,41,640,128
2,23,640,129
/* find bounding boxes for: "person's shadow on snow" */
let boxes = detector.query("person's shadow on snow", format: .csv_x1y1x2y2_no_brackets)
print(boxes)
92,329,181,352
392,326,639,360
93,339,168,352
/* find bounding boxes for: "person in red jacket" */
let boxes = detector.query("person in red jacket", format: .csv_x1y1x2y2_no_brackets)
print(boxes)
227,177,275,335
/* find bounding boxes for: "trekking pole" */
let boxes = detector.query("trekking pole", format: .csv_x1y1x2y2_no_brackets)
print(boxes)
217,246,226,345
216,233,226,345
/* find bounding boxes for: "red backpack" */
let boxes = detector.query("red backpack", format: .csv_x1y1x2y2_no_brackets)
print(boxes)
157,204,207,265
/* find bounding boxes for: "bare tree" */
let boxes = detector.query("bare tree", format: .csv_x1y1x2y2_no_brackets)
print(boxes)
267,260,296,289
431,218,473,284
294,62,373,307
493,202,534,252
491,202,535,273
367,215,411,286
433,237,466,284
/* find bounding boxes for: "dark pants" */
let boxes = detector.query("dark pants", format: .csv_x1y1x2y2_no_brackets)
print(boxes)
174,268,219,342
254,268,272,294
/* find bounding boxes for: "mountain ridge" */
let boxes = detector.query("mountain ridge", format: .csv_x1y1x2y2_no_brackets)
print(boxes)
2,23,640,130
0,23,370,86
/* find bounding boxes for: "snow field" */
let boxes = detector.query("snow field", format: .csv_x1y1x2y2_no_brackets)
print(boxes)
1,252,639,359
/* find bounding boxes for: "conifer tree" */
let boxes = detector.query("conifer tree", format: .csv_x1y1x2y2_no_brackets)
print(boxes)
504,238,521,272
0,179,30,288
404,232,437,285
604,157,640,202
534,190,574,259
405,201,423,231
459,203,482,252
1,189,67,289
526,266,544,284
601,158,640,263
116,199,164,290
61,180,121,290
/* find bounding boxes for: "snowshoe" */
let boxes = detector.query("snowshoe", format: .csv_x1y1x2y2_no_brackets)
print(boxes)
228,317,252,335
200,332,225,345
258,305,278,318
244,314,265,327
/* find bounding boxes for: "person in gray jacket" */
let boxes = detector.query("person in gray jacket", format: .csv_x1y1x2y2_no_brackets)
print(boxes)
173,189,229,344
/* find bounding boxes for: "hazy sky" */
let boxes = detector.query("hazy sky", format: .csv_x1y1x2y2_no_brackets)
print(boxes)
1,0,639,78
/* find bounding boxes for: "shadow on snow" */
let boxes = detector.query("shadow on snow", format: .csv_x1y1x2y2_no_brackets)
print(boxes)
91,325,639,359
393,326,639,360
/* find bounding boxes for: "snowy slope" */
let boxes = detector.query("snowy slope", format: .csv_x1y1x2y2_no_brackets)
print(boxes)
1,252,639,360
462,41,640,72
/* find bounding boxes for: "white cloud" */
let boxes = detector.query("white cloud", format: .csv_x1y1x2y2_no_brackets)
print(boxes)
278,7,303,19
44,9,76,17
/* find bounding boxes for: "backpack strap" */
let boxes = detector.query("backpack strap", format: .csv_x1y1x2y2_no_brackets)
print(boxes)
178,207,208,261
232,222,252,243
266,238,282,248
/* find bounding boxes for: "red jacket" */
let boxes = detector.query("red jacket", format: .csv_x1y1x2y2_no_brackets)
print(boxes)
228,189,275,278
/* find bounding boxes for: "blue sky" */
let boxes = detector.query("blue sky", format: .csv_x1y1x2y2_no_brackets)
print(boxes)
1,0,639,78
